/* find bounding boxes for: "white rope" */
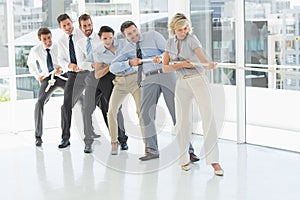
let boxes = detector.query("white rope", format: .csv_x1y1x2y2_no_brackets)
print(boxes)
44,70,68,92
169,61,300,76
217,63,300,76
137,56,300,76
141,58,154,62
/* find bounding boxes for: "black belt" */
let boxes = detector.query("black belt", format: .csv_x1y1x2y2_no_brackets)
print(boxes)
68,70,89,74
145,69,163,77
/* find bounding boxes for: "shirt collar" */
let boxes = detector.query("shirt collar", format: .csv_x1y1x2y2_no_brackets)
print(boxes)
101,39,119,53
43,44,52,51
101,45,107,53
86,32,97,40
65,28,78,38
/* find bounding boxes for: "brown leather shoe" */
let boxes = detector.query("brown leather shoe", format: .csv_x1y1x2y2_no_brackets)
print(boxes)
189,152,200,162
139,152,159,161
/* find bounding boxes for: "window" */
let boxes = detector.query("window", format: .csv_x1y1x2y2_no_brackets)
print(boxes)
245,0,300,152
13,0,80,100
0,1,9,103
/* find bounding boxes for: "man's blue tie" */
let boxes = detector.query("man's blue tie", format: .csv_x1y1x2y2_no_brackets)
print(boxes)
46,48,54,72
69,34,77,64
86,37,94,62
86,37,92,55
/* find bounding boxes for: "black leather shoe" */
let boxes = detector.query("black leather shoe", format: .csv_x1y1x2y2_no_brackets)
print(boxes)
190,152,200,163
35,138,43,147
84,144,92,153
92,134,100,139
120,142,128,150
139,153,159,161
58,140,70,149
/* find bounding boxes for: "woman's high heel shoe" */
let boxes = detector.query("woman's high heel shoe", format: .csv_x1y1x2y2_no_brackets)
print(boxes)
214,169,224,176
212,163,224,176
181,162,191,171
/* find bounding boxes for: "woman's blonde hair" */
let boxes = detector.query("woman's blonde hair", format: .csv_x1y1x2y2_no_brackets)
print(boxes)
168,13,192,35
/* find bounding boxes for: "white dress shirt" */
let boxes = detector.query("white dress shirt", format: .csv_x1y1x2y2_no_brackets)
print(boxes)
75,32,100,71
57,28,85,72
27,42,60,80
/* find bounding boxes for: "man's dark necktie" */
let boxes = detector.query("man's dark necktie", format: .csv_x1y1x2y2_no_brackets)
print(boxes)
136,41,143,87
69,34,77,64
46,48,54,72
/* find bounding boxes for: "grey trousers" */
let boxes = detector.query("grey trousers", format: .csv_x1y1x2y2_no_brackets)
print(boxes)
35,75,66,138
140,71,195,154
83,71,127,145
61,71,89,140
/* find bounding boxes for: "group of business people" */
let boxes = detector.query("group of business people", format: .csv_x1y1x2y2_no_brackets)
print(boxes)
27,12,223,175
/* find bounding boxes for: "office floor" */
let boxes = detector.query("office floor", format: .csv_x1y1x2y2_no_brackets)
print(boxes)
1,127,300,200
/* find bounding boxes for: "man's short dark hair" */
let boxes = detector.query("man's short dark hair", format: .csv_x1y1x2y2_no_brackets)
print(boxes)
120,21,136,33
98,26,115,37
37,27,51,39
78,13,92,27
57,13,71,24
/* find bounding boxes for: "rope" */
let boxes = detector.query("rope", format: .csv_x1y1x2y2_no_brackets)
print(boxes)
44,70,68,92
170,61,300,76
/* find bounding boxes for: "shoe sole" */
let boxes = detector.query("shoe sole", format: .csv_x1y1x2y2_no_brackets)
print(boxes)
214,170,224,176
58,143,70,149
181,163,191,171
139,154,159,161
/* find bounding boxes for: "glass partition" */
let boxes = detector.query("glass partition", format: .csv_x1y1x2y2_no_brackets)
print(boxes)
0,0,9,83
0,78,9,102
0,77,10,133
0,1,8,69
190,0,237,141
245,0,300,152
139,0,168,38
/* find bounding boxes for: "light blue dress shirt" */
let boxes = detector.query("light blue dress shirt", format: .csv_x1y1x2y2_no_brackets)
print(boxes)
110,30,166,75
93,39,127,66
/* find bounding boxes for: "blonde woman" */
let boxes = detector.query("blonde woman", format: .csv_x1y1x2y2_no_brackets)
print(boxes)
163,13,223,175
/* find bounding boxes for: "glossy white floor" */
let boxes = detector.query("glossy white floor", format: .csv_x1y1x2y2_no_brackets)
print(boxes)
1,125,300,200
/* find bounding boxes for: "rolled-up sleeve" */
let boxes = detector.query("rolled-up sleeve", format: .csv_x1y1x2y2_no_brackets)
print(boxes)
110,52,135,75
